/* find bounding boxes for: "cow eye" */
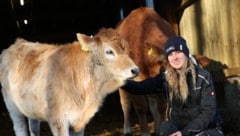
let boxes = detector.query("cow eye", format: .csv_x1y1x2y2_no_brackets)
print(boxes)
106,50,114,56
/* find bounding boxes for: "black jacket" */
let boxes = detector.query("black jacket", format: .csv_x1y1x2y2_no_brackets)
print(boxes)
122,65,223,136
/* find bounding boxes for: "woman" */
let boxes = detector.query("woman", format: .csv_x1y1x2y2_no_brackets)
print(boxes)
122,36,224,136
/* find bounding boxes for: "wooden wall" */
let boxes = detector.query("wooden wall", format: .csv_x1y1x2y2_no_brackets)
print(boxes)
180,0,240,70
179,1,240,133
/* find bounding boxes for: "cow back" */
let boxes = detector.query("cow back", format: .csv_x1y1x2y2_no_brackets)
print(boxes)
116,7,175,79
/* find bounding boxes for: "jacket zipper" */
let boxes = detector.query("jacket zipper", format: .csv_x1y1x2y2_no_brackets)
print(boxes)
169,107,172,121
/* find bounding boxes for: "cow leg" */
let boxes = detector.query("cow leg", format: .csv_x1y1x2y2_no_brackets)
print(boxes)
48,118,69,136
119,89,133,135
132,95,150,136
148,94,168,136
2,91,28,136
10,113,28,136
147,95,161,136
29,118,40,136
8,108,28,136
70,128,84,136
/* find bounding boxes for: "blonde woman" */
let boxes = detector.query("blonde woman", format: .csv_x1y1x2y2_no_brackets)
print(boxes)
122,36,224,136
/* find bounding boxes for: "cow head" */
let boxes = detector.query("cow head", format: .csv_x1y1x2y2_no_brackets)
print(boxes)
76,28,139,84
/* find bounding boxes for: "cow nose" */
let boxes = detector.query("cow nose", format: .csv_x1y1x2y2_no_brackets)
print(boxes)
131,67,140,76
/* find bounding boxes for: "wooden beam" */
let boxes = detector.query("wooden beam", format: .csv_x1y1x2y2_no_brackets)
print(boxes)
177,0,199,12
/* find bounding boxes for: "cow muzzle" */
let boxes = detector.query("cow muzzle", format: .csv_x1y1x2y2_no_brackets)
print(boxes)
129,67,140,79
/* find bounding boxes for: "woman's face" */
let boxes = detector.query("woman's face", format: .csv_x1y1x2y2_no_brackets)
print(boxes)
167,51,188,69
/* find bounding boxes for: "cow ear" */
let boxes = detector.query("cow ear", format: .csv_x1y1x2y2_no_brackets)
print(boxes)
76,33,95,52
121,39,130,54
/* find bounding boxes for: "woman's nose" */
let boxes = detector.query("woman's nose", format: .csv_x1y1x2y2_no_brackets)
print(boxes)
172,53,178,59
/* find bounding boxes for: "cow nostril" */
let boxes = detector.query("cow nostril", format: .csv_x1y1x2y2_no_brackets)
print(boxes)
131,67,140,75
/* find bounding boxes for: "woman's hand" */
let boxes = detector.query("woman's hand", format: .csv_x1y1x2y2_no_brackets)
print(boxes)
170,131,182,136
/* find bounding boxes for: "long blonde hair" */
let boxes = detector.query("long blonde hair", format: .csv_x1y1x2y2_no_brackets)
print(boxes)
165,59,196,103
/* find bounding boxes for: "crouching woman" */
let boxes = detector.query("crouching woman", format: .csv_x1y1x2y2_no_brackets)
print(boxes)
122,36,224,136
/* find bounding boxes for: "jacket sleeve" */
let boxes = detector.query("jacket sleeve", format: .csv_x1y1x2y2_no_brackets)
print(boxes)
182,70,217,136
121,72,165,95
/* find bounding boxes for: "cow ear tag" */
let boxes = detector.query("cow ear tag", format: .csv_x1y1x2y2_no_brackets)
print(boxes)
81,44,89,52
148,48,154,56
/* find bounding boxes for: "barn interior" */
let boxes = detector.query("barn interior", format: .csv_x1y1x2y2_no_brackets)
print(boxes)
0,0,187,47
0,0,181,135
0,0,182,105
0,0,240,135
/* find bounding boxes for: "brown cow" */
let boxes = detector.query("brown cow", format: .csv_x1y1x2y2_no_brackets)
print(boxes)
116,7,175,136
0,28,139,136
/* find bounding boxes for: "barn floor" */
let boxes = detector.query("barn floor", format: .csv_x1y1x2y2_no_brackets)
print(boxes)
0,106,155,136
0,92,239,136
0,92,156,136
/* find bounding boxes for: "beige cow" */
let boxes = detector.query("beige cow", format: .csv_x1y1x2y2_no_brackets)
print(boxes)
0,28,139,136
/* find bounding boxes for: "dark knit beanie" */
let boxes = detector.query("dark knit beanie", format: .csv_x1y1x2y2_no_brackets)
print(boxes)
164,36,189,57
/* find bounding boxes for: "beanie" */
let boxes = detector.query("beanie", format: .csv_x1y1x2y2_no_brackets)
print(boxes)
164,36,189,58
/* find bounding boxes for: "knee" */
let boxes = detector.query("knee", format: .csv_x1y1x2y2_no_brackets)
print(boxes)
157,121,178,136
